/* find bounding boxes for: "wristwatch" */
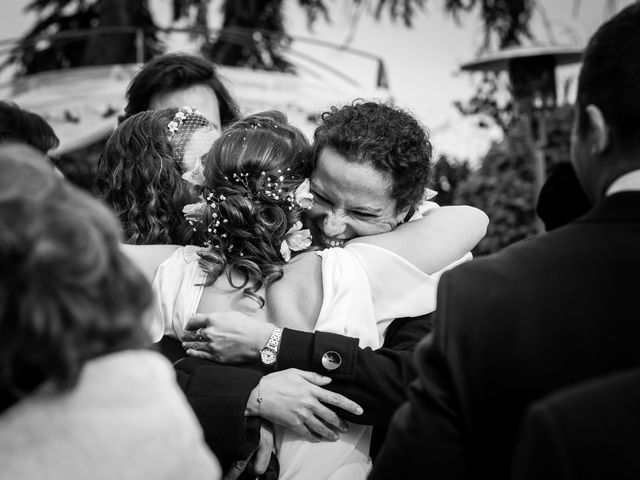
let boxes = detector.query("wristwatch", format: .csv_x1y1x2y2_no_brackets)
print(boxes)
260,326,283,366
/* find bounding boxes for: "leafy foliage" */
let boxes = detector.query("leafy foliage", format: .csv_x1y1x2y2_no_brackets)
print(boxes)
445,0,535,50
449,105,574,255
6,0,538,74
6,0,160,74
454,72,514,131
454,119,537,255
371,0,427,27
202,0,294,72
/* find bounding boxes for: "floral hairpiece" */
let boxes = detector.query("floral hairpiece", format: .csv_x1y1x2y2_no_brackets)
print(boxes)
167,106,196,140
280,221,312,261
182,175,314,260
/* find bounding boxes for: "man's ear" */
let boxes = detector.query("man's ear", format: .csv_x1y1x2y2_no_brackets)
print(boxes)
585,104,609,154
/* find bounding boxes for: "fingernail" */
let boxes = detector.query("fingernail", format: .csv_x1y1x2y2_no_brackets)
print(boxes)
331,433,339,441
356,407,363,415
340,423,348,432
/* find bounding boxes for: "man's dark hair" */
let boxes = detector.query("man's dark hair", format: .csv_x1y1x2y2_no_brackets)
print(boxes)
121,53,240,127
577,3,640,151
312,101,433,213
0,101,59,154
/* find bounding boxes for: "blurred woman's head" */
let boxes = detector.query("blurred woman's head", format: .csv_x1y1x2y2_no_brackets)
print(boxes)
0,144,151,401
95,107,218,245
121,53,241,130
0,101,60,155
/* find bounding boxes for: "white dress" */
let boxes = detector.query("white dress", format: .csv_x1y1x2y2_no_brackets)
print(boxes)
149,243,470,480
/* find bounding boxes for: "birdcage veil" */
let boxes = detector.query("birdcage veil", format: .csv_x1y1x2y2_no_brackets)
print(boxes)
167,106,219,185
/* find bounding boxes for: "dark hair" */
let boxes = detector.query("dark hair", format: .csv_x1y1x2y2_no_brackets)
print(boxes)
198,110,311,306
312,101,433,213
95,108,208,245
121,53,240,127
536,162,591,231
0,144,151,400
0,101,59,154
576,3,640,152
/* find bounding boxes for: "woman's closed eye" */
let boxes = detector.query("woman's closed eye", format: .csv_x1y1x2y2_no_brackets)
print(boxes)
351,210,376,219
312,190,332,206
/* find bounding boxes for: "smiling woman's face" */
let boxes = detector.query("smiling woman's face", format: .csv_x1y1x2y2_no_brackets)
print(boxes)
307,147,407,248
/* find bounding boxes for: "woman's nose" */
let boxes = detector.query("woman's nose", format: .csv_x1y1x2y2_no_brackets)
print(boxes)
322,211,347,237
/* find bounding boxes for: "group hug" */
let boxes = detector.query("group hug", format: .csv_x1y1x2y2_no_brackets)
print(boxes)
2,4,640,480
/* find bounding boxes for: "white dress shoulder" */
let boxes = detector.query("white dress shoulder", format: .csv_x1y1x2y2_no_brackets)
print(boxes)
149,241,469,480
149,245,208,342
275,242,470,480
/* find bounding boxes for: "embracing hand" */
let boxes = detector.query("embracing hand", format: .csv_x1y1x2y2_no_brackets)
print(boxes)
224,422,274,480
181,312,274,363
246,369,363,442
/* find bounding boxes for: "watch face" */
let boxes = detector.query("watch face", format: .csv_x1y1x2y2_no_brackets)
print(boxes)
261,348,277,365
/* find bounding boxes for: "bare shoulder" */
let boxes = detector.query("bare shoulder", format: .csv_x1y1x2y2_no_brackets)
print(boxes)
267,251,323,331
120,244,181,282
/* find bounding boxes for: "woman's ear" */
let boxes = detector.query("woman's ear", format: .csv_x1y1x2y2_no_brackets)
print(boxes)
585,104,609,154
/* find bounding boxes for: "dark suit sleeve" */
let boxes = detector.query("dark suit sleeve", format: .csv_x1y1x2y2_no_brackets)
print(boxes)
174,357,263,466
277,314,432,425
154,335,264,467
370,272,468,479
511,405,572,480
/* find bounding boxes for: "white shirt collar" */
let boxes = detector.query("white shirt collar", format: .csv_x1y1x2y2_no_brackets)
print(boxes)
606,169,640,196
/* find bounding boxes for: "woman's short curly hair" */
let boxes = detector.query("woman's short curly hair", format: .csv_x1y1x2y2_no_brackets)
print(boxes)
95,108,213,245
198,110,311,306
312,101,433,213
0,144,151,401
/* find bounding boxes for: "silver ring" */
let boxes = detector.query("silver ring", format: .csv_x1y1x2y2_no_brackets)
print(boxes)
195,327,205,342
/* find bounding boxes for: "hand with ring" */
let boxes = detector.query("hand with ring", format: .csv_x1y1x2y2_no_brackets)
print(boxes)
181,312,275,363
195,327,206,342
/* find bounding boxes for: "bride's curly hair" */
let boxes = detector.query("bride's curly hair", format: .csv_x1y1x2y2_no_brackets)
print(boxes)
95,108,213,245
198,110,311,306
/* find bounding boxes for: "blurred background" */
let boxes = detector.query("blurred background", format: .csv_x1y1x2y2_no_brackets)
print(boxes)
0,0,634,254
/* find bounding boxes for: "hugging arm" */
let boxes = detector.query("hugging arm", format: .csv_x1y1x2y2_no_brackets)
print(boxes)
277,313,433,425
350,205,489,274
181,311,430,427
171,341,362,476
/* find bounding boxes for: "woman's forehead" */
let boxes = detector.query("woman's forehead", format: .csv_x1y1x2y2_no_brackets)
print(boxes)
312,148,395,209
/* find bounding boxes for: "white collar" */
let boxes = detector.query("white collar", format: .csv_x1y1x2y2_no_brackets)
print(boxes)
606,169,640,196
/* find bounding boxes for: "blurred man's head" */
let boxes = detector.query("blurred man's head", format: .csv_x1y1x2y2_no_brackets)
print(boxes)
121,53,240,130
571,3,640,202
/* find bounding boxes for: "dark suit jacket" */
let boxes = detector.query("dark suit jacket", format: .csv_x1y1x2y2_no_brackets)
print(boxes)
512,367,640,480
371,191,640,480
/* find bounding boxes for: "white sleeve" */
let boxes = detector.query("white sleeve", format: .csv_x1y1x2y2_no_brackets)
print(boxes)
315,243,470,348
149,246,206,342
345,243,443,320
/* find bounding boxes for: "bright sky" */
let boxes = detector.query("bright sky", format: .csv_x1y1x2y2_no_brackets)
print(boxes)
0,0,635,161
